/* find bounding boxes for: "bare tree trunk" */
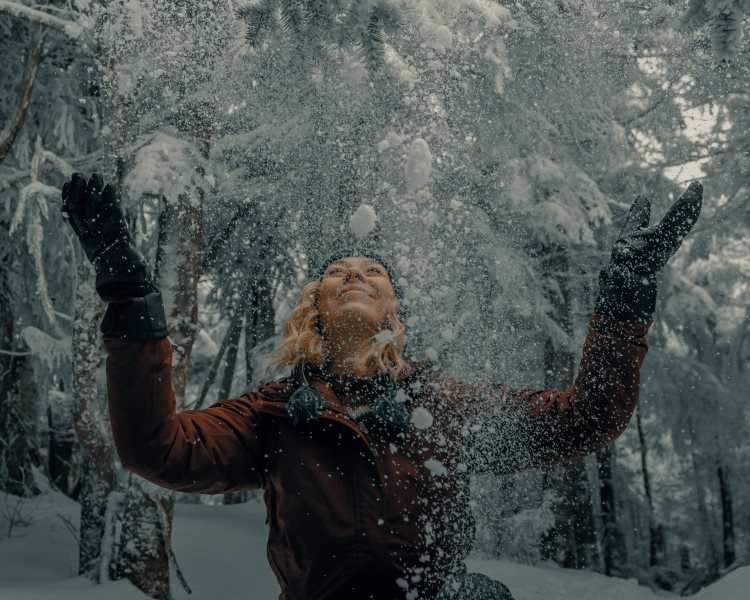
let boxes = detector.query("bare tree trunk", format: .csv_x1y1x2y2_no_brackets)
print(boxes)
0,252,40,496
219,296,248,506
635,403,662,567
168,192,203,401
71,271,116,579
691,449,720,585
111,477,172,600
538,246,598,569
245,276,276,387
717,464,735,568
217,308,243,400
0,353,40,496
193,319,235,410
47,384,77,498
596,444,625,575
541,459,598,569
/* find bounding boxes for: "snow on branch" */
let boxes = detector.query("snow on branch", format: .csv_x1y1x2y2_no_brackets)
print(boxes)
10,144,67,327
0,1,84,38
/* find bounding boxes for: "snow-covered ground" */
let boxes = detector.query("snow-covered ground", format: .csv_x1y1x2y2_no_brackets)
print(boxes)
0,491,747,600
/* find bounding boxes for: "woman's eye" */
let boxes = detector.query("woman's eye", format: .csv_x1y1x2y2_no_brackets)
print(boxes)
368,267,384,274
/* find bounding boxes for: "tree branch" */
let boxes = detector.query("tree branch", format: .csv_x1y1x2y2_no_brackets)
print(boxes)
622,94,670,127
621,73,685,127
0,30,44,165
0,347,31,356
200,201,256,270
691,184,749,237
649,148,729,169
0,0,83,37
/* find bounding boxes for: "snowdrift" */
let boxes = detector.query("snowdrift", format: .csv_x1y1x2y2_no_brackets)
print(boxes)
0,491,746,600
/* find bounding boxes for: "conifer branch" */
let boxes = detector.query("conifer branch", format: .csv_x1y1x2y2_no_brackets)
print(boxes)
237,0,273,46
279,0,304,38
365,14,384,68
234,0,401,72
677,0,710,33
711,10,743,62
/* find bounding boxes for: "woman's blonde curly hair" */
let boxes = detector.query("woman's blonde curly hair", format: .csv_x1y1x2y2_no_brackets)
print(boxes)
274,279,409,378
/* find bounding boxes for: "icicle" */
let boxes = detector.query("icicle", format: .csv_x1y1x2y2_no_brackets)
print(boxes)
20,326,71,369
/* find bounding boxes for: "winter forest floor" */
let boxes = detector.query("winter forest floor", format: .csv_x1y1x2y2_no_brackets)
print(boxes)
0,491,747,600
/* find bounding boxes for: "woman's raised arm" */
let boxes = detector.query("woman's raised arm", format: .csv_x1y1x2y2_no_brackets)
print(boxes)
62,172,265,494
443,313,648,474
443,182,703,474
105,337,265,493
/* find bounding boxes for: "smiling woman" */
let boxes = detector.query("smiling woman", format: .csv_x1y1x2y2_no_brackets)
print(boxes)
275,253,408,381
61,172,702,600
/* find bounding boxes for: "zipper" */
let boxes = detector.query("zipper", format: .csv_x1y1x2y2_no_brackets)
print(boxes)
251,394,382,461
251,378,393,494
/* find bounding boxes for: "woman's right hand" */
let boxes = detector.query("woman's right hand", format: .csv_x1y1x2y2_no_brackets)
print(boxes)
62,172,154,303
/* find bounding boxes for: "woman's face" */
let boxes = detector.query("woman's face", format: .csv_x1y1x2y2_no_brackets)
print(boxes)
316,256,397,339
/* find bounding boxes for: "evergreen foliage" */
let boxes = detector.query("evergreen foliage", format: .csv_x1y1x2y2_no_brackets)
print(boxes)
236,0,400,68
678,0,749,60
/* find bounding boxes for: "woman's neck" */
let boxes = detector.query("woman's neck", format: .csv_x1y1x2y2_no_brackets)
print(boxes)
325,335,376,379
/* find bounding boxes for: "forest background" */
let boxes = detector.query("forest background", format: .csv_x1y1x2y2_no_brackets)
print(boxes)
1,1,749,598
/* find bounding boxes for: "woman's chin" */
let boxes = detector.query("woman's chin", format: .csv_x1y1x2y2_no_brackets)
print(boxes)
322,303,383,330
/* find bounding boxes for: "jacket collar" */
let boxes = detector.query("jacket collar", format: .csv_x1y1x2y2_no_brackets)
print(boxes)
292,358,434,400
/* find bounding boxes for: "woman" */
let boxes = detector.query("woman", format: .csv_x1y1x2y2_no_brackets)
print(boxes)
61,173,702,600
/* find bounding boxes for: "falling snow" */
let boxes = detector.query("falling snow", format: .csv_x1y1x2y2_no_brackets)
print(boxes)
1,0,748,598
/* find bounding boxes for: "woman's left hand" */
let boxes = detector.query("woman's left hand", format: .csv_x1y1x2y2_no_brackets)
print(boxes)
595,181,703,323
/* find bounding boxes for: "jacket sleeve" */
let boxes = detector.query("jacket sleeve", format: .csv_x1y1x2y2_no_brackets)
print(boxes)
441,313,649,475
104,337,266,493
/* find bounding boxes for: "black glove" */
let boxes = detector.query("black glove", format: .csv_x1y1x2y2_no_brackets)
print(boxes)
595,181,703,323
62,173,168,340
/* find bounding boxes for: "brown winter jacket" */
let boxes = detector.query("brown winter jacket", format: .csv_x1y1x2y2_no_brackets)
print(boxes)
104,313,649,600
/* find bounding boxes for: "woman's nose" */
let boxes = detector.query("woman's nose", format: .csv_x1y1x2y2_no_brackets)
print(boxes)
344,267,365,281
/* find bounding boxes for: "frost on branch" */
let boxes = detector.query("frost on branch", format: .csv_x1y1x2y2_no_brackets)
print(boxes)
124,133,204,206
505,155,611,247
11,174,64,326
21,326,72,370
